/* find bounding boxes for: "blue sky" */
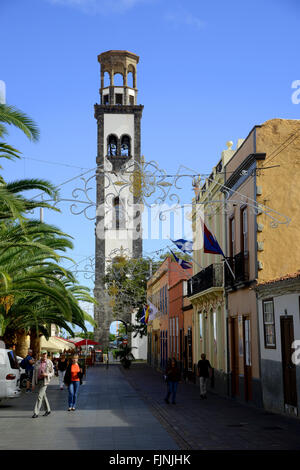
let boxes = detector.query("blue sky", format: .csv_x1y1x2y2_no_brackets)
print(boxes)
1,0,300,304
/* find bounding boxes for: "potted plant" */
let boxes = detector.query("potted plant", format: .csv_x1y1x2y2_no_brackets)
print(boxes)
116,344,136,369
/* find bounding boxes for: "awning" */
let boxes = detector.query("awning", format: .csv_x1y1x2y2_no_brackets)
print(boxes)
40,336,75,352
68,338,101,347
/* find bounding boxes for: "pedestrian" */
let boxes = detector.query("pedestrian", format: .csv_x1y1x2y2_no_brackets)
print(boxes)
64,354,83,411
23,348,35,393
197,353,212,399
164,358,181,405
31,350,54,418
57,353,68,390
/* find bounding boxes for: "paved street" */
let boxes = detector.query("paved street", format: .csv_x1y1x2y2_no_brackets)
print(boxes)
1,362,300,450
120,363,300,450
0,364,178,450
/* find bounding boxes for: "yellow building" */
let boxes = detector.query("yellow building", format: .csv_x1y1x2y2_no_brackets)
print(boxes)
224,118,300,407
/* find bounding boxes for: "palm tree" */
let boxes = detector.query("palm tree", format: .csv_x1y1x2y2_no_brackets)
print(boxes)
0,219,96,355
0,103,97,356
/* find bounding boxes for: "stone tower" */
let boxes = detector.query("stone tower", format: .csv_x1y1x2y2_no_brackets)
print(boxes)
94,50,143,347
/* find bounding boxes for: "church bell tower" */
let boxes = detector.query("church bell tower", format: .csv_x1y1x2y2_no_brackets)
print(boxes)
94,50,143,346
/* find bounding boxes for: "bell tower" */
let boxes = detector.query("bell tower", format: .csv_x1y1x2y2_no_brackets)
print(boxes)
94,50,144,347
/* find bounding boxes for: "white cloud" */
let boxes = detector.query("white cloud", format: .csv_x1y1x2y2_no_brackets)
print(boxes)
165,8,205,30
47,0,153,14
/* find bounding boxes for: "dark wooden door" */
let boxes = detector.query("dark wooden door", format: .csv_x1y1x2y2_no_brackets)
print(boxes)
243,317,252,401
230,317,239,396
281,316,298,407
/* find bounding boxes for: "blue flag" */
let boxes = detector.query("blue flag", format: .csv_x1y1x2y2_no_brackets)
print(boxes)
170,249,192,270
171,238,193,253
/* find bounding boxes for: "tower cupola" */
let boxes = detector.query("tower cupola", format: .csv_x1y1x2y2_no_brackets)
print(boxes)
98,50,139,106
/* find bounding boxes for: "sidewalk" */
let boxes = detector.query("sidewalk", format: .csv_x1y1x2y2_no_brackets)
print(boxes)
120,362,300,450
0,364,178,450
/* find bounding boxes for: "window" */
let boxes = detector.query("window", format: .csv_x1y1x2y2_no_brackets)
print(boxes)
121,135,130,157
103,94,109,105
263,299,276,348
129,95,134,105
173,317,175,358
241,207,248,254
244,319,251,366
183,280,188,297
115,93,123,105
169,319,172,356
176,317,179,360
199,312,202,338
113,197,125,230
213,311,217,342
107,135,117,156
229,217,235,257
188,328,193,370
165,286,168,315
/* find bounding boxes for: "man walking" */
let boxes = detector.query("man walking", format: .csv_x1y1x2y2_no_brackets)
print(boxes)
197,353,212,399
31,351,54,418
24,348,35,393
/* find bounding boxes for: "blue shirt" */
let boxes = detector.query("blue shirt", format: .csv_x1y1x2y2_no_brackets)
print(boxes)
25,355,34,372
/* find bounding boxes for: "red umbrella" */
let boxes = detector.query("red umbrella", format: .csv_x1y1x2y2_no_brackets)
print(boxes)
68,339,101,347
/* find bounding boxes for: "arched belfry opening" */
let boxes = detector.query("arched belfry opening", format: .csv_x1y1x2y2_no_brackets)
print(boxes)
94,51,144,347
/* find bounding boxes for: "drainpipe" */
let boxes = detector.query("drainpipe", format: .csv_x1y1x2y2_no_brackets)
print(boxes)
254,155,263,407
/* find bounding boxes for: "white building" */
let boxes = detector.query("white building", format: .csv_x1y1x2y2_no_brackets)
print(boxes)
256,272,300,417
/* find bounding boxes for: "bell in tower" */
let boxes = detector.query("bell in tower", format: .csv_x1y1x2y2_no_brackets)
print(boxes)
94,50,144,348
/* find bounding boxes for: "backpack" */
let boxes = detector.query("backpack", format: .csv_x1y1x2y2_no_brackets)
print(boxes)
20,357,28,369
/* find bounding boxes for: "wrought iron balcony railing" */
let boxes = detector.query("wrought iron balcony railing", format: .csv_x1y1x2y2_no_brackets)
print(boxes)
225,251,249,287
187,263,223,297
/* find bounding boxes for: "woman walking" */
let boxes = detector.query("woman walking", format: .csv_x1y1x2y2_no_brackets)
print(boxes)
57,354,68,390
64,354,83,411
164,358,181,405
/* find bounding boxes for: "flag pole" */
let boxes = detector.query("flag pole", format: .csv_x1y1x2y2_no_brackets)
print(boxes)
223,256,235,280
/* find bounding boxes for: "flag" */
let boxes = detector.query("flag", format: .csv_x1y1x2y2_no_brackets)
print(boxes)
203,223,224,256
147,300,158,321
171,238,193,253
170,249,192,270
140,305,149,324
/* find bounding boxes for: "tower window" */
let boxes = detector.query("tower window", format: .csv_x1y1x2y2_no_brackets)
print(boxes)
113,197,125,230
103,94,109,105
115,94,123,105
129,95,134,105
121,135,130,157
107,135,118,156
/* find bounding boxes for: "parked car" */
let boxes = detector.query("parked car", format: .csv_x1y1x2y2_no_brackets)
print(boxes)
17,356,27,388
0,349,21,401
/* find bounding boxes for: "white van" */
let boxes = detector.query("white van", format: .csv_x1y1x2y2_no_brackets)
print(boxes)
0,349,21,401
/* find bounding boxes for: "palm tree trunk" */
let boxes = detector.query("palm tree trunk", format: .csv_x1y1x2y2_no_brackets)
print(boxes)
30,329,41,359
15,329,29,357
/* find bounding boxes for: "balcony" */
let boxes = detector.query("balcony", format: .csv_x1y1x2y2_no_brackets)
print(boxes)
187,263,223,297
225,251,249,288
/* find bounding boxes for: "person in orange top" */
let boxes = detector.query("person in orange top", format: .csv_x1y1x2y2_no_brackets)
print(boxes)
63,354,83,411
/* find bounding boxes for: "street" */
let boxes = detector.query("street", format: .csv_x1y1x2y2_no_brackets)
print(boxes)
1,363,300,450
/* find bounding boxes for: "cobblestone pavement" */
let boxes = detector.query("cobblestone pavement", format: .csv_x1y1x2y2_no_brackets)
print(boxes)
0,364,178,450
120,363,300,450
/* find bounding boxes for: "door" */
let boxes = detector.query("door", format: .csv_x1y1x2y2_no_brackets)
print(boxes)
281,316,298,407
243,317,252,401
230,317,239,396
